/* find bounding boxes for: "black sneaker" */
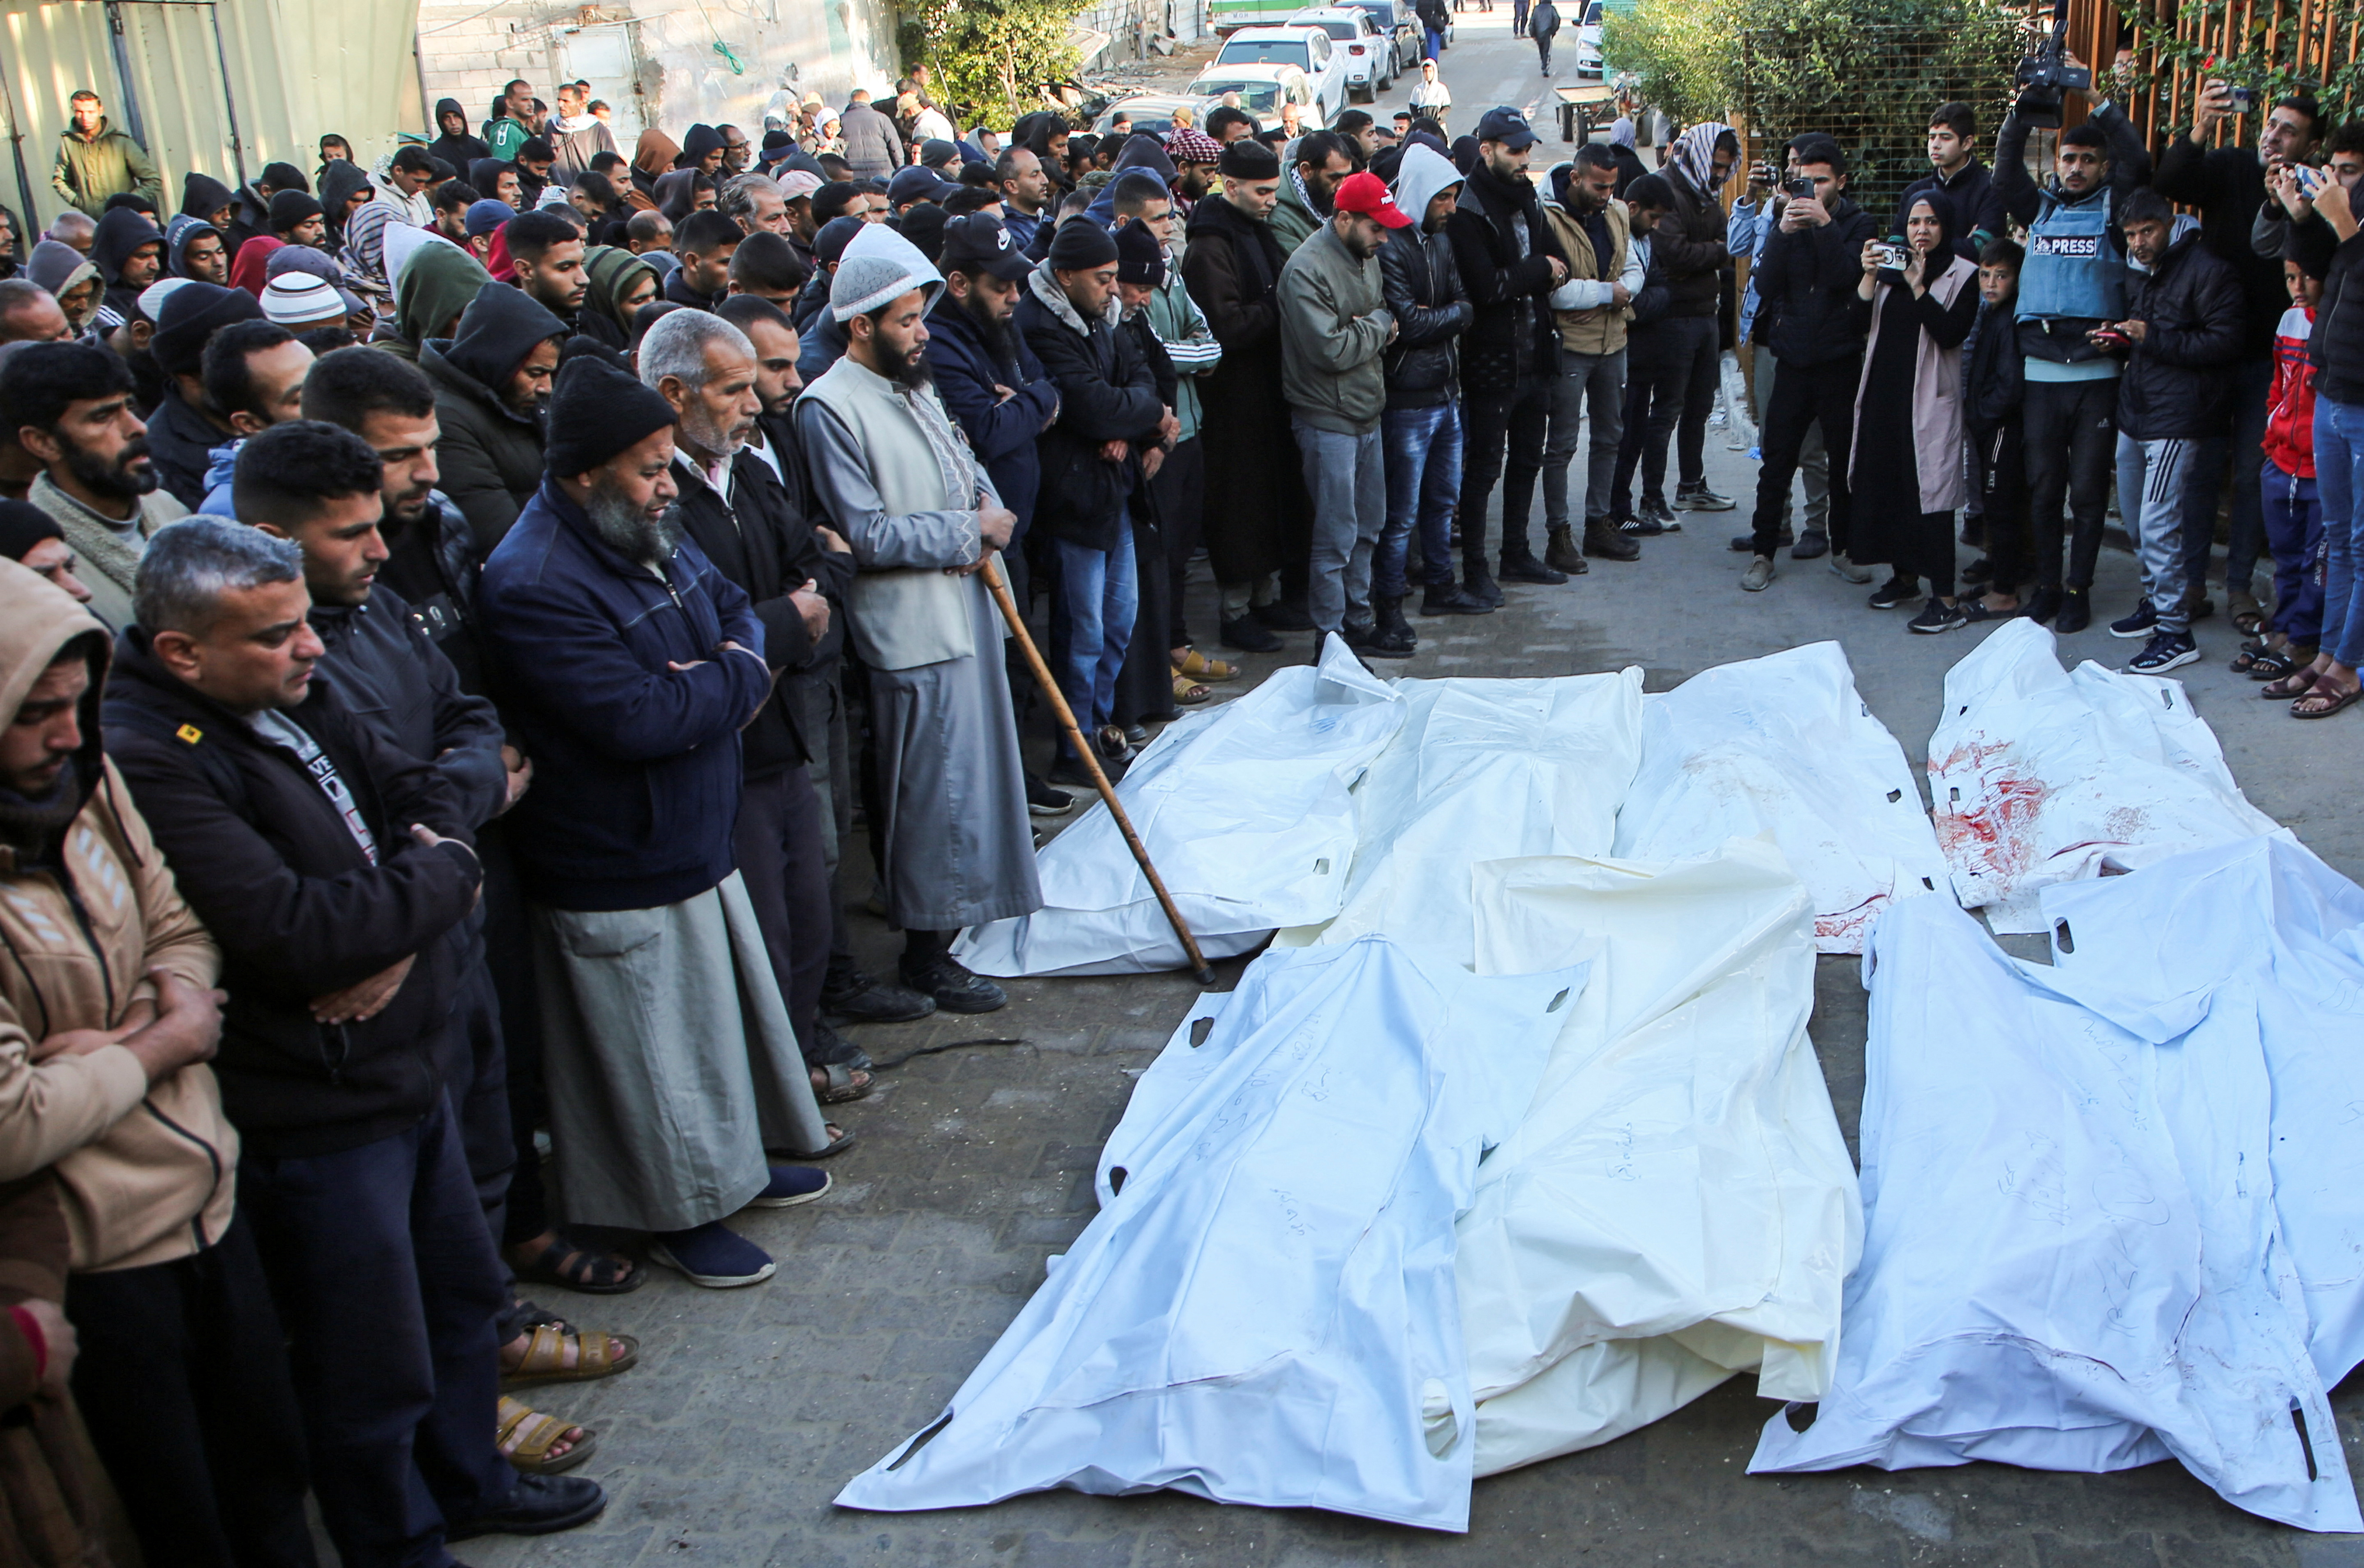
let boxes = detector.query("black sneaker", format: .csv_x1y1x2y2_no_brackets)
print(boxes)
1219,613,1283,652
1026,774,1074,816
1640,496,1679,530
2022,585,2062,625
821,969,936,1026
2108,600,2158,639
1461,564,1505,607
1675,483,1736,511
1497,553,1568,585
899,952,1008,1014
2125,630,2199,673
1868,576,1918,610
1620,510,1665,537
1907,597,1969,634
1420,581,1492,616
1254,599,1315,631
2052,587,2091,634
447,1475,607,1542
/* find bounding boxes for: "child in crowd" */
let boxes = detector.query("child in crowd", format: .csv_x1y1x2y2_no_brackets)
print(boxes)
1962,237,2028,619
2244,256,2325,685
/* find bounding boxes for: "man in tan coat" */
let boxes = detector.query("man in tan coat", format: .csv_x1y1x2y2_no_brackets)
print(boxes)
1538,143,1646,570
0,558,312,1566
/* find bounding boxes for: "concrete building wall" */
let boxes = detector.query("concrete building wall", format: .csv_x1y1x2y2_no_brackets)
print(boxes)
413,0,901,144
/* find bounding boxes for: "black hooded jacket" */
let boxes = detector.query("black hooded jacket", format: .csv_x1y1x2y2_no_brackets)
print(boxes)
89,208,162,320
1445,155,1566,392
429,99,491,177
2116,232,2246,441
420,282,565,555
179,172,234,223
1754,194,1876,367
104,634,482,1159
318,160,374,245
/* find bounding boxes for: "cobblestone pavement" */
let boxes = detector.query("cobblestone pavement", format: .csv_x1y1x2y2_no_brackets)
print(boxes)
467,28,2364,1562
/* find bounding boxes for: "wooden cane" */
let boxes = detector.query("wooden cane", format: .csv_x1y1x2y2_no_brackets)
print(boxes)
980,554,1216,986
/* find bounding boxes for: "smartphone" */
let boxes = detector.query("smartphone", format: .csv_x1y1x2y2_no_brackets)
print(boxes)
2225,84,2258,111
1751,161,1779,187
1785,176,1815,200
2297,165,2328,197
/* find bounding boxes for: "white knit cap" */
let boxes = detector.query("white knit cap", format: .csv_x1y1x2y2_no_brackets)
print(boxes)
261,272,349,326
828,221,943,322
137,276,196,323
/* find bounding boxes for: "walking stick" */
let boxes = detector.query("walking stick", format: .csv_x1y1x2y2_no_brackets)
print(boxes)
979,555,1216,986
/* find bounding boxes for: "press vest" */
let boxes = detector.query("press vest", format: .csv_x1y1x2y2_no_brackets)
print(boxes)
2018,187,2128,324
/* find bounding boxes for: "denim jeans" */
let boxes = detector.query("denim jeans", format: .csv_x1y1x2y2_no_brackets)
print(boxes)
2115,433,2209,634
1049,527,1138,760
2313,397,2364,669
2260,460,2324,646
1294,415,1386,632
1541,347,1624,530
1379,400,1462,597
2177,352,2273,597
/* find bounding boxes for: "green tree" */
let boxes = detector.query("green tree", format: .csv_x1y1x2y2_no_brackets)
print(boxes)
900,0,1093,122
1607,0,2022,211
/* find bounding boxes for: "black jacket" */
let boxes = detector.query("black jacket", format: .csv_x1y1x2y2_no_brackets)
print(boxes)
1966,297,2025,434
1016,271,1165,552
664,269,722,311
420,282,564,557
1378,219,1470,406
2290,218,2364,406
1755,197,1875,367
2153,136,2289,357
104,634,482,1158
375,492,491,698
142,387,225,510
668,446,851,775
2116,233,2248,441
1651,168,1728,319
925,293,1060,533
311,587,509,830
1892,159,2006,263
1445,158,1565,391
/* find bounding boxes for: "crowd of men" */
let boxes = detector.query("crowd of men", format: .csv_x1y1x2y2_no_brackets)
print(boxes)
2,34,2363,1568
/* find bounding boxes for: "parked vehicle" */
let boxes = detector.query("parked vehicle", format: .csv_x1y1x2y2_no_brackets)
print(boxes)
1336,0,1423,75
1575,0,1606,78
1091,94,1216,138
1207,0,1317,31
1210,26,1350,124
1288,8,1394,100
1185,64,1327,132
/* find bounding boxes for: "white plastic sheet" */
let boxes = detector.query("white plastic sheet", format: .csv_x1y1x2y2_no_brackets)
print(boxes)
955,639,1404,976
1611,642,1950,952
1926,618,2275,933
834,937,1584,1532
1748,879,2363,1532
1455,839,1862,1474
1277,670,1644,963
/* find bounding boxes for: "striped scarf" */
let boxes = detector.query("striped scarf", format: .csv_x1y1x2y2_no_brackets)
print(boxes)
1668,121,1735,198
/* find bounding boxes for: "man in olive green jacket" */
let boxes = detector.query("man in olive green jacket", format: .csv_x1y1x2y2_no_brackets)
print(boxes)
50,92,163,217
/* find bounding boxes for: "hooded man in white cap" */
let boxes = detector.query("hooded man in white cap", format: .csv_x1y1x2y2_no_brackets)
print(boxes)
793,224,1040,1013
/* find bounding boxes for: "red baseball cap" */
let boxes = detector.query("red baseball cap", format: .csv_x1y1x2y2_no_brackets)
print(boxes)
1332,170,1412,228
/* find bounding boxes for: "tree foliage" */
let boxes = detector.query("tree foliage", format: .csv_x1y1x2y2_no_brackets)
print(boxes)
2113,0,2364,126
1606,0,2024,210
899,0,1093,122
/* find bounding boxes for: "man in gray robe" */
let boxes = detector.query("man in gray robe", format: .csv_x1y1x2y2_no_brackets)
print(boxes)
795,224,1041,1013
477,352,840,1290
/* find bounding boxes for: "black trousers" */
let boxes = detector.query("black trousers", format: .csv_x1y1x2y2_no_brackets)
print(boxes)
1749,352,1860,558
475,822,548,1252
1974,417,2031,594
735,764,832,1060
67,1214,317,1568
2021,376,2116,591
240,1095,515,1568
1651,315,1719,494
1159,436,1205,646
1610,325,1684,513
1459,377,1552,566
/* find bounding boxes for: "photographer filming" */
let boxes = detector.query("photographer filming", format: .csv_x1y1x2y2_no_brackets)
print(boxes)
1992,30,2151,634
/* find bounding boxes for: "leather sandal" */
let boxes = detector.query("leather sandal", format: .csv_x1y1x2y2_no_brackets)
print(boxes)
496,1395,597,1475
500,1323,638,1389
1171,646,1240,681
1172,671,1213,705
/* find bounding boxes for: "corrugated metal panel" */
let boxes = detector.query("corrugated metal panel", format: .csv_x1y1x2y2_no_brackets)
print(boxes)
1,0,418,231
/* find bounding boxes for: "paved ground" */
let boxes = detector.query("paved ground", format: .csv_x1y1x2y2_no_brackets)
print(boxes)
467,23,2364,1567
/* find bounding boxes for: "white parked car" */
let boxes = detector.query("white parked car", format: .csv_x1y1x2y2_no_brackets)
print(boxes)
1335,0,1423,77
1288,8,1394,100
1211,25,1350,125
1575,0,1605,78
1091,94,1214,139
1185,64,1326,132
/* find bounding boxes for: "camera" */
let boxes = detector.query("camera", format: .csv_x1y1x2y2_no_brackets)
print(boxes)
1873,242,1908,270
2014,0,2091,129
2225,83,2258,111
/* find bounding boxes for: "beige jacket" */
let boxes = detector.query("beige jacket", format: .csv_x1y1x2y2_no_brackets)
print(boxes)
0,560,234,1273
1540,193,1634,357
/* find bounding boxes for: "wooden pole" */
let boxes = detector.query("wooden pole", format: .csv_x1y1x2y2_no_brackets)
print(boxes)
979,555,1216,986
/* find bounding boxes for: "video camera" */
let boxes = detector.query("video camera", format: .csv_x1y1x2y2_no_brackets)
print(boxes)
2014,0,2091,129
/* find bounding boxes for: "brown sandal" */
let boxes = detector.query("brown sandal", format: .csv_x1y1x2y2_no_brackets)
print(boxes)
2291,681,2362,719
500,1323,639,1389
2262,665,2321,700
496,1395,597,1474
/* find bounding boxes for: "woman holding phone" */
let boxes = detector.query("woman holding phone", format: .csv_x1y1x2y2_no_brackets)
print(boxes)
1846,188,1981,631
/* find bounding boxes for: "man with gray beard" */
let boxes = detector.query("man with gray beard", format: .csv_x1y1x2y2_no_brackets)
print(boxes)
476,352,839,1290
